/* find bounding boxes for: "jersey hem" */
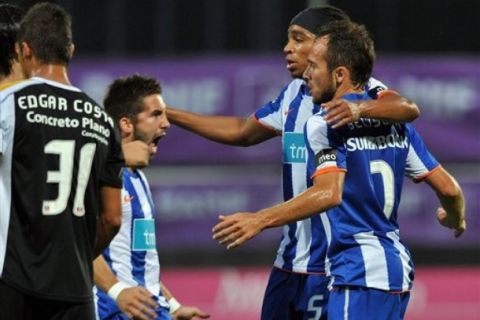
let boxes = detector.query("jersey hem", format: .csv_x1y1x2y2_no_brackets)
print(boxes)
413,164,441,183
330,284,411,294
273,265,326,275
1,277,93,303
252,115,282,136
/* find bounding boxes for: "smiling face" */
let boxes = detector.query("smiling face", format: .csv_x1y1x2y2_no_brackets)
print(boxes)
303,37,336,105
283,24,316,79
131,93,170,156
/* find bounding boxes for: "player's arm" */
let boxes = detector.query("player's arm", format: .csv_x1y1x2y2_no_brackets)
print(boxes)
424,167,466,237
213,171,345,249
167,106,277,146
93,255,158,320
323,92,420,128
160,283,210,320
94,186,122,257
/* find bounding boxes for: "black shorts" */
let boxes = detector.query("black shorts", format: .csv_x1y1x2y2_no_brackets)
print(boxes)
0,279,95,320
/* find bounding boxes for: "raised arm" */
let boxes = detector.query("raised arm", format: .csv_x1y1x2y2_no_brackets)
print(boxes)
322,92,420,128
424,166,466,237
167,106,278,146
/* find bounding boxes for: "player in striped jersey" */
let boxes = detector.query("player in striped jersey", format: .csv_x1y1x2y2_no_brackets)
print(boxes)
170,6,419,320
94,75,209,320
300,21,465,319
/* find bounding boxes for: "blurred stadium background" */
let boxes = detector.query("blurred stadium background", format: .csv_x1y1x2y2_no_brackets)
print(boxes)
16,0,480,318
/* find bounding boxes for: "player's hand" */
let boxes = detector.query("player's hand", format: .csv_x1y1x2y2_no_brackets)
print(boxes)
122,140,153,168
212,212,264,249
322,99,362,128
116,286,158,320
171,306,210,320
436,207,466,238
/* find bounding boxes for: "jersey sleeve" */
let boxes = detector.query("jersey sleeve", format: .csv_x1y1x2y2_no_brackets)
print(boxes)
366,77,389,99
253,83,289,132
0,93,14,155
405,125,440,183
100,122,124,188
304,114,347,179
0,97,3,155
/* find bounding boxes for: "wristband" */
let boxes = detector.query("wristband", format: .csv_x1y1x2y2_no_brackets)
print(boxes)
168,297,182,314
107,282,129,301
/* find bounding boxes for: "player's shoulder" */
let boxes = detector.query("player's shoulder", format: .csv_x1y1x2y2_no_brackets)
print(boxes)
305,111,327,132
287,78,309,94
0,78,42,101
366,77,388,99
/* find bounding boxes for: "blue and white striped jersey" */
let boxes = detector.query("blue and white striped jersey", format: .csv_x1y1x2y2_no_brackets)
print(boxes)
304,92,439,292
254,78,387,273
95,169,168,319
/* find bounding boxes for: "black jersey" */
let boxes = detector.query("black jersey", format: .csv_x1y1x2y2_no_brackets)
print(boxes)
0,77,124,302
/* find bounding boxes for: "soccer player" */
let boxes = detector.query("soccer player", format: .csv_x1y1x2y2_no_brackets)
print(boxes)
215,20,466,320
0,3,23,88
168,6,420,320
94,75,210,320
0,2,124,320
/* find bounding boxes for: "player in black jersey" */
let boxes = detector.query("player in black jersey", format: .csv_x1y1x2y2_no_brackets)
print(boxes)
0,3,124,319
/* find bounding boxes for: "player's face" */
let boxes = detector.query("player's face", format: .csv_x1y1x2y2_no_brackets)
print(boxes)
133,94,170,157
284,25,316,79
303,38,336,105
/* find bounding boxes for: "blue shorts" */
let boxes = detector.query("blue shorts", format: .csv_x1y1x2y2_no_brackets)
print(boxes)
261,267,329,320
328,286,410,320
104,306,171,320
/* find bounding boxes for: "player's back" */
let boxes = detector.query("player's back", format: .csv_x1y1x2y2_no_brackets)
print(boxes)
0,77,123,302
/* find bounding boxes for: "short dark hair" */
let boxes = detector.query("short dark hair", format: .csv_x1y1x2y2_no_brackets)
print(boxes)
104,75,163,123
17,2,72,65
317,20,375,87
289,5,350,35
0,4,23,77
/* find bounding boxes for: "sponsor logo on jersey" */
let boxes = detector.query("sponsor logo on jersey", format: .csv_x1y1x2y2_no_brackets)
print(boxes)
346,133,408,151
315,149,337,167
283,133,307,163
132,219,156,251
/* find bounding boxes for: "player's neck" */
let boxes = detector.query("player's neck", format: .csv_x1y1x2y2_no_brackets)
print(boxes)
333,82,364,100
30,63,71,86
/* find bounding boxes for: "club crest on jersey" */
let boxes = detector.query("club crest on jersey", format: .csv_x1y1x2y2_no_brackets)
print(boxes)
315,149,337,167
283,133,307,163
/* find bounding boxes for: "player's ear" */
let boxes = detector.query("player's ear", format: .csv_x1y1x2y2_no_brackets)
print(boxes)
334,66,348,86
68,43,75,59
119,117,133,137
17,42,32,60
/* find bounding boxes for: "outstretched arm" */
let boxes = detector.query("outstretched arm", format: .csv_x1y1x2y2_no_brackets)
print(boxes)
160,283,210,320
323,92,420,128
213,171,345,249
424,166,466,237
167,106,278,146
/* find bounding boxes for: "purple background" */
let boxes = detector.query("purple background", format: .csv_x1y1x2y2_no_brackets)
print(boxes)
70,55,480,164
69,55,479,249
